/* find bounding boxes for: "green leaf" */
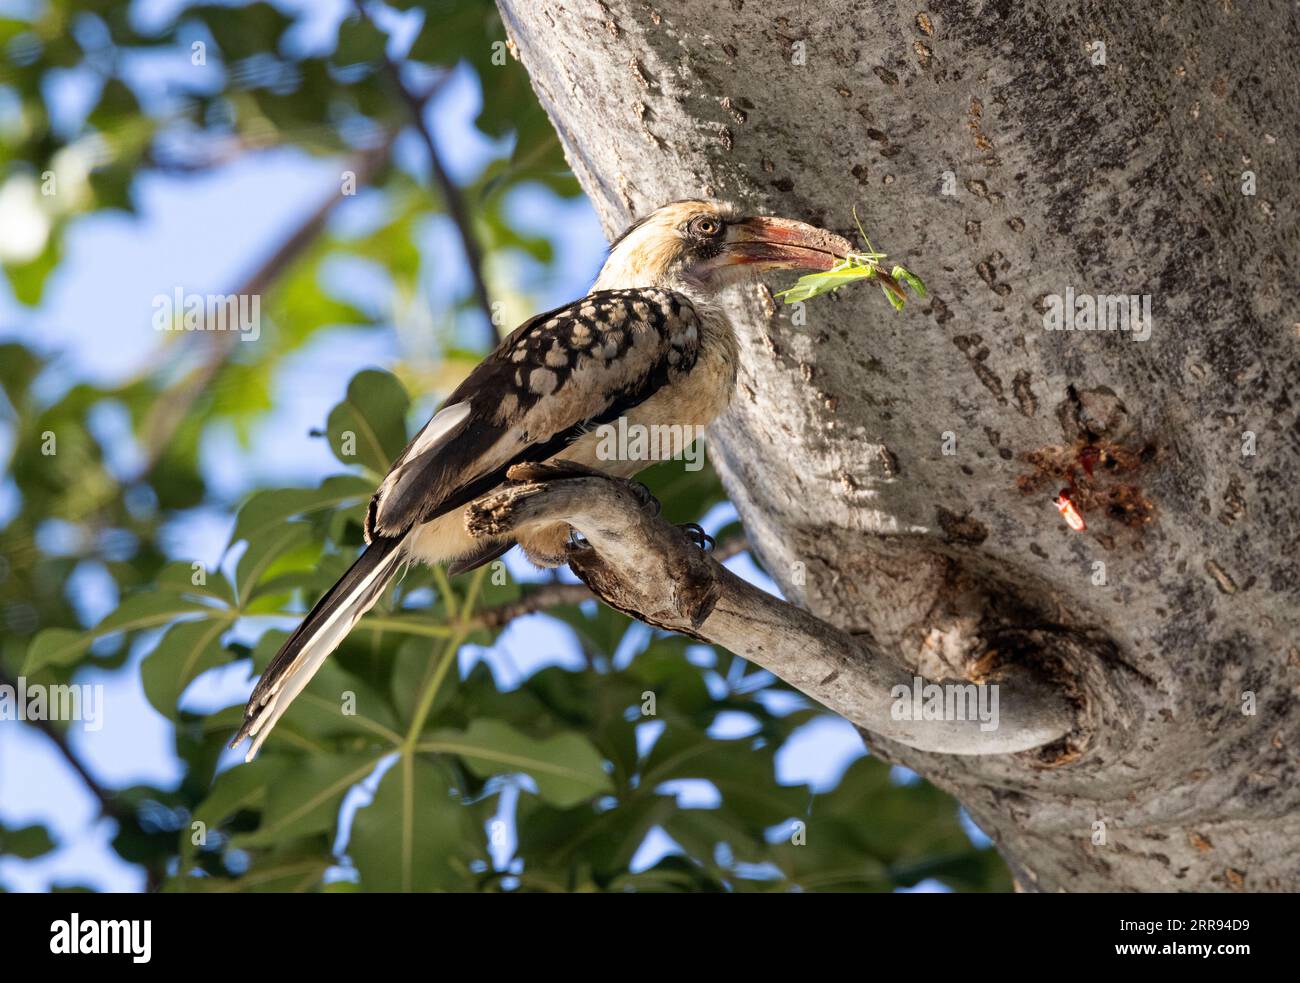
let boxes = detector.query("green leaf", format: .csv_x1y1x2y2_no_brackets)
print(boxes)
169,856,331,893
181,757,286,867
0,823,57,859
547,603,632,661
349,756,475,891
407,3,486,67
155,560,236,605
194,2,293,60
422,719,612,808
0,342,44,404
231,474,373,547
22,594,212,673
233,753,379,849
140,617,232,719
96,593,210,635
235,521,314,607
326,369,410,474
887,849,1011,893
4,235,61,306
514,792,673,883
664,807,770,869
87,78,140,131
643,725,807,830
387,635,457,730
625,641,713,718
19,629,86,675
333,15,386,66
88,161,137,213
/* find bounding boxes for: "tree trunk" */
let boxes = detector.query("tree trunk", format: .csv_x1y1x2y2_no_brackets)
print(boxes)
496,0,1300,892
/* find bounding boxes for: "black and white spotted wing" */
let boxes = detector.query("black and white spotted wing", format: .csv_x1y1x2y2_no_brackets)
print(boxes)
365,287,702,541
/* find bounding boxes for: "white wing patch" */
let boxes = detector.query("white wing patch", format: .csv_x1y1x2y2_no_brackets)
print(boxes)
408,401,473,459
371,401,473,533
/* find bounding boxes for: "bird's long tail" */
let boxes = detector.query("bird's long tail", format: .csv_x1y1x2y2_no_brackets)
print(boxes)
230,535,406,761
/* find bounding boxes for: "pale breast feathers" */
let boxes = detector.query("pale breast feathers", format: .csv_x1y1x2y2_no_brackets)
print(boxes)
364,288,701,540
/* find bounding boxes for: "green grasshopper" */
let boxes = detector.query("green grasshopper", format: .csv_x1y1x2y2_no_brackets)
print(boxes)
774,209,926,311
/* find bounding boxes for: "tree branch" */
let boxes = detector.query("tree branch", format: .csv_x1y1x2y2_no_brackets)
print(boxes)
353,0,498,343
474,535,748,628
477,583,593,628
465,466,1077,756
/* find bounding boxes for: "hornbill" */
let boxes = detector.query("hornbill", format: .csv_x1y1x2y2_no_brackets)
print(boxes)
231,200,851,759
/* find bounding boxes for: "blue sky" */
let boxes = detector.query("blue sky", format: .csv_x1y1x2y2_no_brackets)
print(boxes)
0,29,890,890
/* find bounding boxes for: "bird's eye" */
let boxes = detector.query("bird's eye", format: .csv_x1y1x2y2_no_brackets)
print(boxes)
691,216,721,238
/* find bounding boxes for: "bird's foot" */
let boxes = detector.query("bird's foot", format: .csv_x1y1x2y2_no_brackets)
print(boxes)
678,522,715,552
627,480,661,516
504,461,661,517
566,481,660,548
507,460,608,483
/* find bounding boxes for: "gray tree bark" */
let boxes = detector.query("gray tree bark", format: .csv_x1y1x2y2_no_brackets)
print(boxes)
496,0,1300,892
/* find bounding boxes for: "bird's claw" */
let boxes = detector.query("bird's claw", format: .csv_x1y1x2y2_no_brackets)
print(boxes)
678,522,715,552
626,480,661,516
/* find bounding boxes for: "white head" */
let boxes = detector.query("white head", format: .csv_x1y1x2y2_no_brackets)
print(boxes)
593,199,852,297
